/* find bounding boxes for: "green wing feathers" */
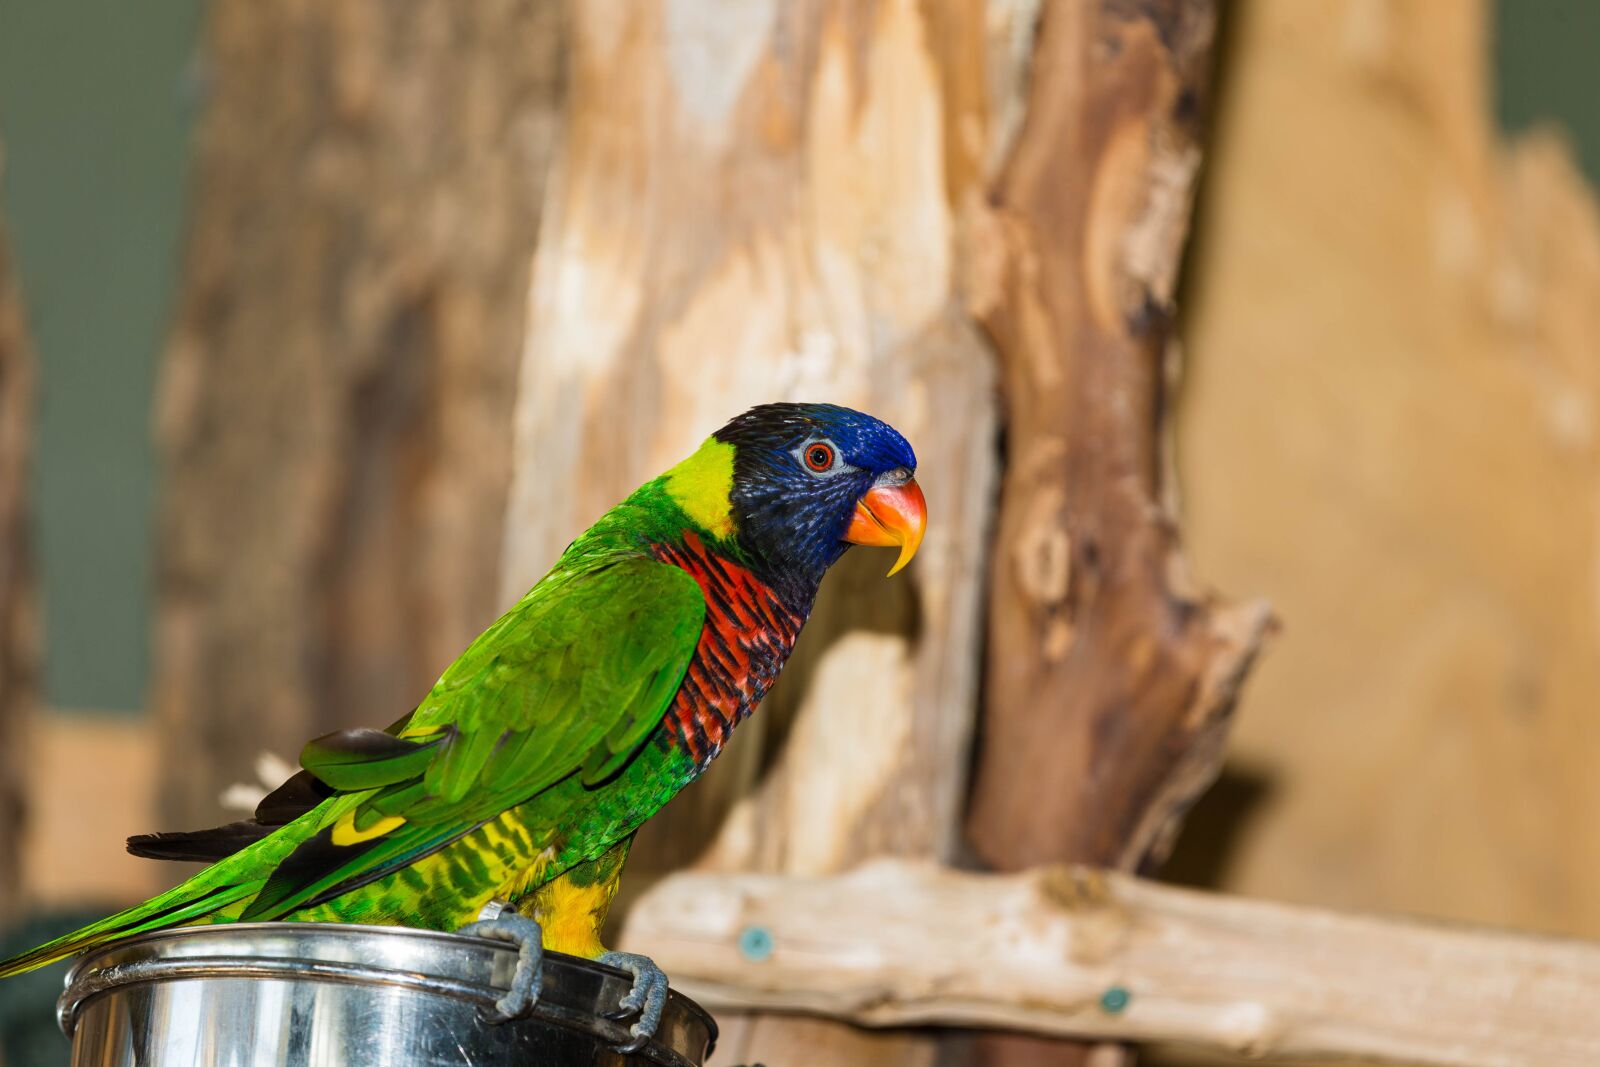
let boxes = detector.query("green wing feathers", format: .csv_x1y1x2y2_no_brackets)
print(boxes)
0,555,706,977
300,729,442,792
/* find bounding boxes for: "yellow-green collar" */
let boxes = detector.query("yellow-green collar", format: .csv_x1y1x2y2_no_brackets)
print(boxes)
663,437,736,539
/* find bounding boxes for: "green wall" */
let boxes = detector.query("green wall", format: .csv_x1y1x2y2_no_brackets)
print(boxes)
1497,0,1600,184
0,0,199,711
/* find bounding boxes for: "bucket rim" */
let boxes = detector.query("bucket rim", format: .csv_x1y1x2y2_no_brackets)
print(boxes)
58,921,717,1066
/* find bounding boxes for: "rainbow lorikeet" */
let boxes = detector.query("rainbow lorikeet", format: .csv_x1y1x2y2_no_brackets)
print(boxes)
0,402,925,1048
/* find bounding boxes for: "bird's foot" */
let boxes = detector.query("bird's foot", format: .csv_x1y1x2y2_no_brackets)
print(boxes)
457,907,544,1024
599,950,671,1054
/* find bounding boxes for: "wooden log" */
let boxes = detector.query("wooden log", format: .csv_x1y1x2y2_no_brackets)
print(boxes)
964,2,1272,1061
498,3,1035,1063
625,859,1600,1067
0,151,36,921
151,0,566,826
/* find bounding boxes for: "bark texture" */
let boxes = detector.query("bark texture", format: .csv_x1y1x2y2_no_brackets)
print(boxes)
964,2,1271,1063
153,0,565,826
499,3,1036,1063
0,157,36,922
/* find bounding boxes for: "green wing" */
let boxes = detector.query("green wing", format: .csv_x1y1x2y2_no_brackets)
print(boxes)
240,555,705,920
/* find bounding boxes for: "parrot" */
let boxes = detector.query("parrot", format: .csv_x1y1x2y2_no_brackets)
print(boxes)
0,402,926,1049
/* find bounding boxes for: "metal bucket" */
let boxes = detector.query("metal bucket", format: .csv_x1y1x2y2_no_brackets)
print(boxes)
58,923,717,1067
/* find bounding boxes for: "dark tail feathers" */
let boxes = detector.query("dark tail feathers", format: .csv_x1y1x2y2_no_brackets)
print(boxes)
127,820,274,863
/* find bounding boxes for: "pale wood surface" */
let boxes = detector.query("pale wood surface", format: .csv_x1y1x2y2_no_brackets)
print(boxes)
1176,0,1600,954
625,859,1600,1067
21,713,162,908
498,3,1030,1064
0,154,35,921
150,0,565,827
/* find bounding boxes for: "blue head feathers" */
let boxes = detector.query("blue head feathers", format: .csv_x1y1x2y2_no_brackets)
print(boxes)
713,402,921,598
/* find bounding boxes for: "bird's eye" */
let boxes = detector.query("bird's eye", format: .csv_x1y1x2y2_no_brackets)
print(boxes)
804,442,835,472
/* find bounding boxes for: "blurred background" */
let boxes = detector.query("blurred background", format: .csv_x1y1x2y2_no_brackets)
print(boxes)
1,1,1599,1065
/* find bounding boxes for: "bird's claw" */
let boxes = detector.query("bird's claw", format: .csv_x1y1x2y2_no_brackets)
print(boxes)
456,909,544,1024
598,950,670,1053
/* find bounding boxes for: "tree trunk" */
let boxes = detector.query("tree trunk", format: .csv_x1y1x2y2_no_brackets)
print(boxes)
964,2,1271,1063
0,157,36,922
152,0,566,827
499,3,1033,1063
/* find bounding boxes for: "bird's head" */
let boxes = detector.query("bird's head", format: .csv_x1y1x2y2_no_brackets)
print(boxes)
663,402,925,596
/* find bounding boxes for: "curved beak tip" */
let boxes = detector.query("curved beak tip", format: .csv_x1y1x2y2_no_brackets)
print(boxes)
845,477,927,577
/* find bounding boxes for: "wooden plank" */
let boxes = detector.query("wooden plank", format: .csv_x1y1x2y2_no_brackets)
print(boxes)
150,0,566,826
0,152,35,922
497,2,1033,1063
626,860,1600,1067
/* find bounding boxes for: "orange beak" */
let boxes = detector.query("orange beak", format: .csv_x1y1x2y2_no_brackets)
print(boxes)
844,477,927,577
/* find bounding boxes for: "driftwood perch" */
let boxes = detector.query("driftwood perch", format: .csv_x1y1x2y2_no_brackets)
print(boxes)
624,859,1600,1067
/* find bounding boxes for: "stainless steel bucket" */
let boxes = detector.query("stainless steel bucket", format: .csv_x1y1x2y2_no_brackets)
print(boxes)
58,923,717,1067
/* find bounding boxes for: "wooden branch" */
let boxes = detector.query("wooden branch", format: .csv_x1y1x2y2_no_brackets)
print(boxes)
624,860,1600,1067
0,152,35,922
152,0,565,825
965,6,1271,1062
969,0,1254,877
